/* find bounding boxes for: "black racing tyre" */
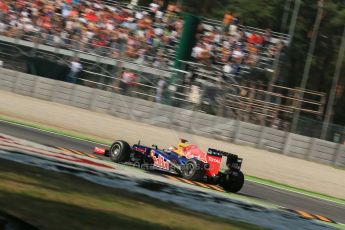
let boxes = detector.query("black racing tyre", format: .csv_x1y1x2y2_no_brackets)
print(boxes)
109,140,130,163
221,171,244,193
181,159,204,181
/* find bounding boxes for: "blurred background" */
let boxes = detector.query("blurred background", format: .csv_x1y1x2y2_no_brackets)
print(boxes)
0,0,344,143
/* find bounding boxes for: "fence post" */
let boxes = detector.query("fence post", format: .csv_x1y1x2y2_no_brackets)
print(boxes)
89,88,98,111
257,126,267,149
70,83,79,106
189,108,200,134
51,80,61,103
12,70,20,93
333,143,344,166
128,94,137,121
282,132,292,154
110,61,122,93
169,106,179,129
32,75,42,99
306,138,317,160
233,120,242,143
145,100,159,126
107,92,117,115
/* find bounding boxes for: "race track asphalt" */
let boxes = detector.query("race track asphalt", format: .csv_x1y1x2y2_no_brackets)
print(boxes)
1,121,344,223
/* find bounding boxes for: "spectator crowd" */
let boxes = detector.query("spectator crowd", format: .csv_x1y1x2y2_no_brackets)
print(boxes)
192,11,285,78
0,0,284,76
0,0,181,69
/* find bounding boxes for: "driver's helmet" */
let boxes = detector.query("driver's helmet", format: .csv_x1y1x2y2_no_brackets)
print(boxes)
173,139,188,156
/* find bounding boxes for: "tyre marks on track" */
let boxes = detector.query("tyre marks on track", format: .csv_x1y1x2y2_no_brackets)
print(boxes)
164,174,225,192
284,209,336,223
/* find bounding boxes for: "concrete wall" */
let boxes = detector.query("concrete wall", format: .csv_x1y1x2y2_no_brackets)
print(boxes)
1,68,344,167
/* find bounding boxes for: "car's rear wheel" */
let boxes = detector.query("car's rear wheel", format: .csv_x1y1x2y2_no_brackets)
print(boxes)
181,160,204,181
109,140,130,163
221,171,244,193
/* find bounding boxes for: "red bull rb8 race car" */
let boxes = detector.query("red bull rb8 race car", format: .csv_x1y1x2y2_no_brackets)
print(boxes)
94,139,244,193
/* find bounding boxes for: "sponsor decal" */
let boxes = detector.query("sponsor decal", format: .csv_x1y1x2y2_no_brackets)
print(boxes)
150,150,170,170
134,147,146,153
207,155,222,164
205,155,222,176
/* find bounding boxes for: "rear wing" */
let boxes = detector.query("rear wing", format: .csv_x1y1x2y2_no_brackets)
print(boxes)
207,148,231,156
207,148,243,171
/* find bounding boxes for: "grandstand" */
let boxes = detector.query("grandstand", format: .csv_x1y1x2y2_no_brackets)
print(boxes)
0,0,325,133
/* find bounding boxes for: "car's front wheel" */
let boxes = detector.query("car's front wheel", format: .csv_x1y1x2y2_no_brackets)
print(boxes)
109,140,130,163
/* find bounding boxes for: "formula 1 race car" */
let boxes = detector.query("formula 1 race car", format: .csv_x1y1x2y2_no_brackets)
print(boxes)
93,139,244,193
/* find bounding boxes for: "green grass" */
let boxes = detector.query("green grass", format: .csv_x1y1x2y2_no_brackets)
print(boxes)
1,114,345,207
0,159,264,230
245,175,345,206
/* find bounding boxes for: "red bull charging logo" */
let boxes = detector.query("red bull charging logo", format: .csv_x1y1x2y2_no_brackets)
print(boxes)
150,150,170,170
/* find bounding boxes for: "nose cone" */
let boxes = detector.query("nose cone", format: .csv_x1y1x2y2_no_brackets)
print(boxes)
93,147,106,155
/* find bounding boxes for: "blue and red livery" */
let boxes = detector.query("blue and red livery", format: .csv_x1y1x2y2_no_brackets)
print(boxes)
93,139,244,193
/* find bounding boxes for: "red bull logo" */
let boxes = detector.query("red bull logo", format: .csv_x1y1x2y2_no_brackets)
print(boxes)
150,150,170,170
